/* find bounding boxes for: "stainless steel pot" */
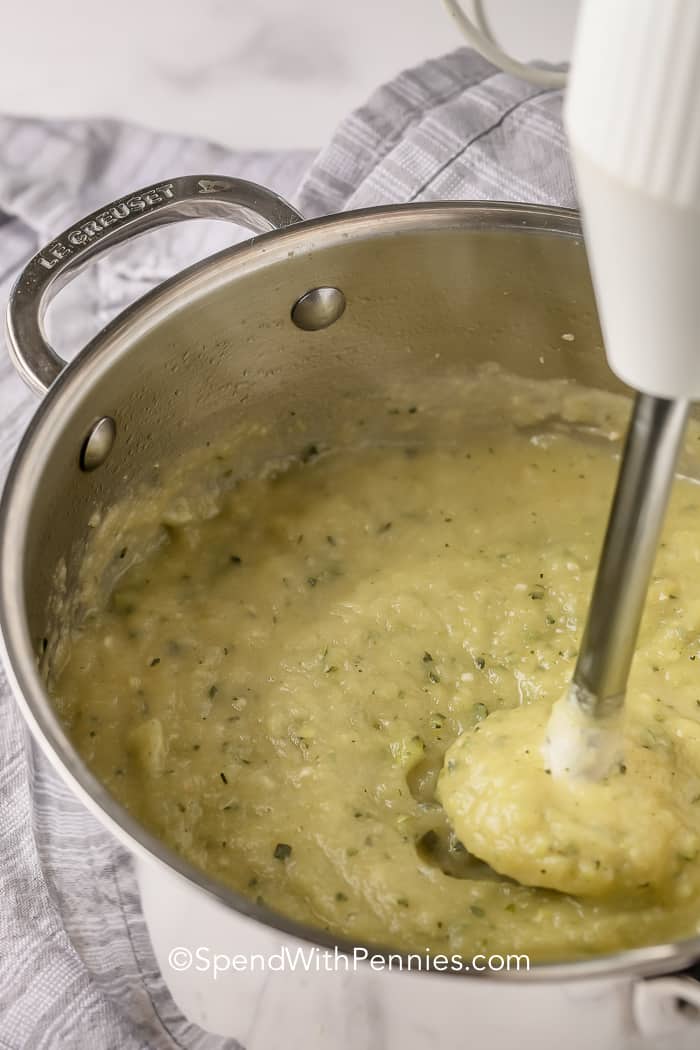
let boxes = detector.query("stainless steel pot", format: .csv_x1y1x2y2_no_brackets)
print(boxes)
2,174,700,1049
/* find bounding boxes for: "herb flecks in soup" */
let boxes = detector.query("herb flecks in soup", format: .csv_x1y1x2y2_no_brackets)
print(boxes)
52,397,700,962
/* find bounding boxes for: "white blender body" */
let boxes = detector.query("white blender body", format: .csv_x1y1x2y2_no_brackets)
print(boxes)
565,0,700,401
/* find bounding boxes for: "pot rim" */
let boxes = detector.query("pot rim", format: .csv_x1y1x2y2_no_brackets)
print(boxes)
3,198,699,982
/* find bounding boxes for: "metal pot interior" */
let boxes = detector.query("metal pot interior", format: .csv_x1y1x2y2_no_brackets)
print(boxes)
15,203,617,643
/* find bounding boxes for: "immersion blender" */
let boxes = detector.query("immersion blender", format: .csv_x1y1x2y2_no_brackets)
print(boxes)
546,0,700,777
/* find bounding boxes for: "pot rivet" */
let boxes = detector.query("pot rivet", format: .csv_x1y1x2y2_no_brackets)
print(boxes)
291,287,346,331
80,417,116,472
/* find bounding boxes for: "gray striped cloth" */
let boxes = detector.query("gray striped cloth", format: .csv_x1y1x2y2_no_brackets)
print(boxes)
0,48,570,1049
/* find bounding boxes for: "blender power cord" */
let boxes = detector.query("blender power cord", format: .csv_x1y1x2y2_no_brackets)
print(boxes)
442,0,568,88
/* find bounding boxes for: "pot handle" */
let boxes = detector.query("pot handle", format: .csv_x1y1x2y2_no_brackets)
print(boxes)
634,972,700,1037
5,174,304,396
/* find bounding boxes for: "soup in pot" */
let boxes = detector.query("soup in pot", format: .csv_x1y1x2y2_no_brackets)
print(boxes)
50,371,700,962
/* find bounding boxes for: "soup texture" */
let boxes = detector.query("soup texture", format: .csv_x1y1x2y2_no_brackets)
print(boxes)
51,378,700,962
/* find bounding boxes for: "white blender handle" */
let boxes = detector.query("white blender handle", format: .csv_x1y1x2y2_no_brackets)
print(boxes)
565,0,700,400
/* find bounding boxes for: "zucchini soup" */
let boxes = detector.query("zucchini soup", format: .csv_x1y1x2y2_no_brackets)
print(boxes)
50,371,700,962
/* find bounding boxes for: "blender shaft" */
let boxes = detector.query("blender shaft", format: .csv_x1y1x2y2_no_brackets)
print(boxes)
572,393,689,718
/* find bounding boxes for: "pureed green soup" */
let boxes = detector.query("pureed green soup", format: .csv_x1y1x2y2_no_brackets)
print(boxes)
51,371,700,961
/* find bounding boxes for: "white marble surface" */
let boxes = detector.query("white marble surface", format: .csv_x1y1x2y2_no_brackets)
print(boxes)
0,0,578,149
